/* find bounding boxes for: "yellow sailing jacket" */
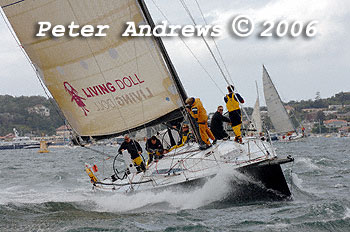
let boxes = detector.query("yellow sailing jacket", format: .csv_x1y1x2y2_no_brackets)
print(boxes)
225,93,240,112
190,98,208,123
168,131,192,151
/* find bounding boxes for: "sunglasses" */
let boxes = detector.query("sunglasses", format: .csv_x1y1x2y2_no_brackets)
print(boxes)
218,109,223,111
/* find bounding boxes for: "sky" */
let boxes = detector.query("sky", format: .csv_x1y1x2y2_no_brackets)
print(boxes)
0,0,349,112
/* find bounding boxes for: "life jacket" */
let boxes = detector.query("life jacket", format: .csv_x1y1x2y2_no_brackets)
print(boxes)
226,93,240,112
85,167,97,183
190,98,208,123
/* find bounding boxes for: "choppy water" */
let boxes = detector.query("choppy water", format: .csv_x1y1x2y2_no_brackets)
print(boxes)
0,137,349,231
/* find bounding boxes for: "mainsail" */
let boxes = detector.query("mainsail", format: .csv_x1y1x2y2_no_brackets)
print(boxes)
1,0,185,139
262,65,294,133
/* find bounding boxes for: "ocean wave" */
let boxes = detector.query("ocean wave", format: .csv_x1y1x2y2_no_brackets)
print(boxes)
90,168,261,213
295,158,320,170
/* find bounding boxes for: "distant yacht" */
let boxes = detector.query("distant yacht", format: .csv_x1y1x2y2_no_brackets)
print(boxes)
262,65,304,141
0,129,40,150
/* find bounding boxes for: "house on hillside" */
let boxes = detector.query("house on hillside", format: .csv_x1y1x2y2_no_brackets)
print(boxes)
322,110,338,117
302,108,327,113
324,119,348,128
339,126,350,133
328,105,343,110
27,104,50,117
336,112,350,120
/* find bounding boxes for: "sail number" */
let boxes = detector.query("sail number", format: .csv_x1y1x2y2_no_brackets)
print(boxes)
231,15,318,38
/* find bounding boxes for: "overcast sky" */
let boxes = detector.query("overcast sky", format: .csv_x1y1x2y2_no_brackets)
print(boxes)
0,0,349,112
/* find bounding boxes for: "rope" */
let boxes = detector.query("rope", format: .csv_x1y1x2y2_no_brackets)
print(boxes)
150,0,224,95
178,0,230,86
193,0,234,85
151,0,254,131
1,0,25,8
96,179,152,186
177,0,252,125
289,108,304,132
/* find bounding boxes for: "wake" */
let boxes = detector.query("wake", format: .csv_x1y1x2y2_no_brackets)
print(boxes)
91,168,252,213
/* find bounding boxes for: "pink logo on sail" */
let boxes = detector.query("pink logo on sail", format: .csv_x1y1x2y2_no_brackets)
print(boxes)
64,82,89,116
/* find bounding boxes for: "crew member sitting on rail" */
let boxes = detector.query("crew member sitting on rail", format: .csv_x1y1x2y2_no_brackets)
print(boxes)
168,124,195,151
210,105,231,140
118,135,146,172
224,85,244,143
185,97,216,150
145,136,164,166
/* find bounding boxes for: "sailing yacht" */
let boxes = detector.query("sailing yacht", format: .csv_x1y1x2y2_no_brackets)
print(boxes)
262,66,303,141
1,0,293,200
248,82,263,137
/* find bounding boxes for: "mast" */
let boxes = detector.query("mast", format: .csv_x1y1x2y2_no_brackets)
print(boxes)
137,0,186,103
137,0,200,141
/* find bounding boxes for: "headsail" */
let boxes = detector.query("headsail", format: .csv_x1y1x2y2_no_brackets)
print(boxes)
250,82,262,133
1,0,184,139
262,65,294,133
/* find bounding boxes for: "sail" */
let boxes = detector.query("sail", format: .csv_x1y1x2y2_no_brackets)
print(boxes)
262,66,294,133
1,0,183,138
251,97,262,133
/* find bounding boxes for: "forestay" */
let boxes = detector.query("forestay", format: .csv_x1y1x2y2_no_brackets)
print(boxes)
262,66,294,133
1,0,182,138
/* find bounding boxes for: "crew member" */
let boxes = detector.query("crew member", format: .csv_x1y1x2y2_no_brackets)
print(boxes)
145,136,164,165
224,85,244,143
169,124,194,151
118,135,146,172
185,97,215,149
210,106,230,140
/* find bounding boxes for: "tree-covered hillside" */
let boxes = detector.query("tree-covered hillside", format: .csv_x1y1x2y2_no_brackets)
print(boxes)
286,92,350,111
0,95,64,136
0,91,348,136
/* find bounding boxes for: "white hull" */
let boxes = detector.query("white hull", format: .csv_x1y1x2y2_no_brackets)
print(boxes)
92,138,292,198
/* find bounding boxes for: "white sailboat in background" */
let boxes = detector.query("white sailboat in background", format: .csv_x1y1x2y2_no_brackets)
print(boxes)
1,0,294,200
262,65,303,141
248,81,263,136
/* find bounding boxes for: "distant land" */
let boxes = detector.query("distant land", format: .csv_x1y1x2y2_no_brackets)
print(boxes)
0,92,349,136
0,95,64,136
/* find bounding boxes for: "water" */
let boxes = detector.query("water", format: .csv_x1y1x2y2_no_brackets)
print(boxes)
1,137,349,231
